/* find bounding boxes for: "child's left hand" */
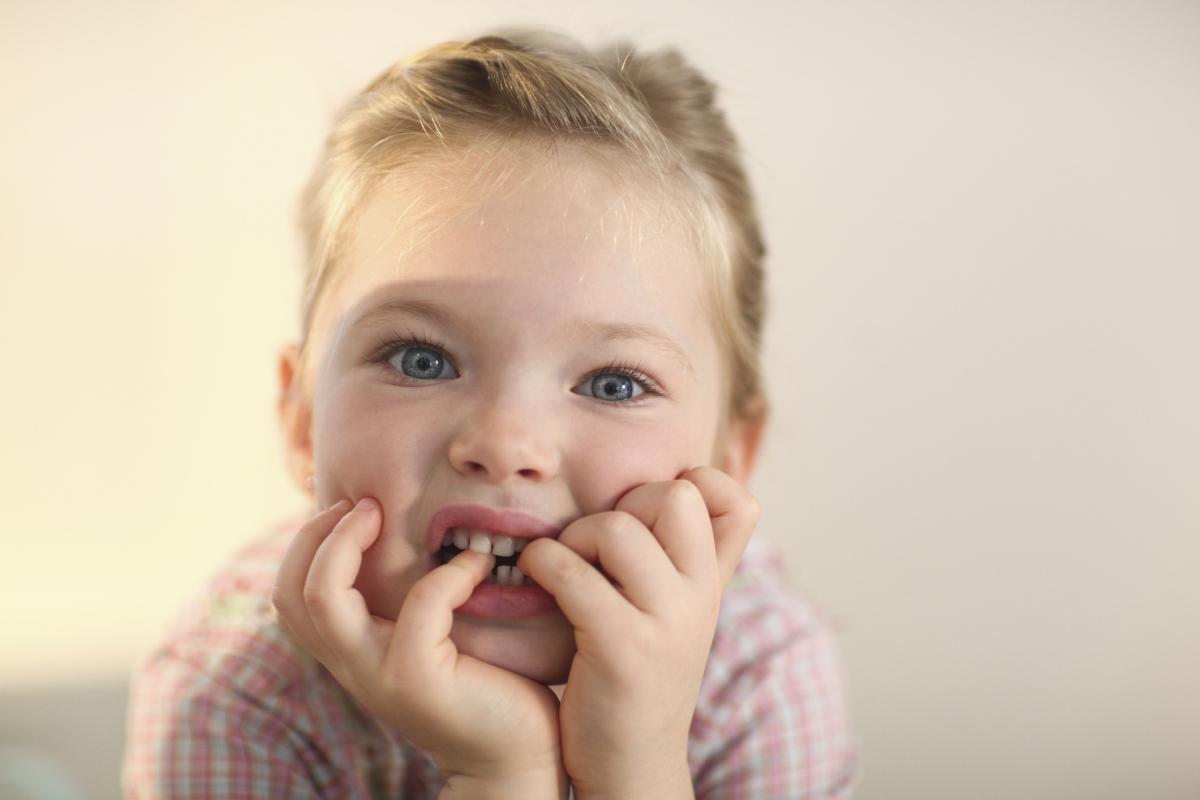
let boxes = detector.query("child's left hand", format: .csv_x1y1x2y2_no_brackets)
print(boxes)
517,466,760,800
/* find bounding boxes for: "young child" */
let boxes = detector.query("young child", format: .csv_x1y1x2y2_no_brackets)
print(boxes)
123,28,857,799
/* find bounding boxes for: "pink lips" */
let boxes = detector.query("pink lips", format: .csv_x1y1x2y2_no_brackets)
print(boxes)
426,503,561,555
425,503,563,619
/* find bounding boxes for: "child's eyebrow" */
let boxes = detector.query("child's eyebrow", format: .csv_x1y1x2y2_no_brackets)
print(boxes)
350,298,458,335
349,297,694,376
579,320,694,376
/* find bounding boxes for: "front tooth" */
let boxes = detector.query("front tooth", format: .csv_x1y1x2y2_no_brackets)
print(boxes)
492,536,515,557
511,565,524,584
453,529,469,549
496,565,512,584
468,531,492,554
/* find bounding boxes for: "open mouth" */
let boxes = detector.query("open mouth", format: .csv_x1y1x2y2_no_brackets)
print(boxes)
436,528,537,587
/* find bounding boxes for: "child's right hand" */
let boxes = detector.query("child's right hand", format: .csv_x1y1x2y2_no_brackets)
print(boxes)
272,498,568,799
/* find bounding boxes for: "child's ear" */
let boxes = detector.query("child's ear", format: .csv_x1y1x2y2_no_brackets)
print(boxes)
716,395,769,487
277,343,315,497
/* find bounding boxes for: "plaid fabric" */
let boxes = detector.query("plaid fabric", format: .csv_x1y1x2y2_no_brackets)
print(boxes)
123,513,858,799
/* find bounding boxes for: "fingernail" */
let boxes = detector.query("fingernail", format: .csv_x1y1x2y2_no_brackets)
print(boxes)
355,497,376,513
327,499,352,513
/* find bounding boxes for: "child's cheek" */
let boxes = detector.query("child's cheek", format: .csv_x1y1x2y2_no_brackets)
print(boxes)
314,386,427,498
315,387,441,619
573,416,703,510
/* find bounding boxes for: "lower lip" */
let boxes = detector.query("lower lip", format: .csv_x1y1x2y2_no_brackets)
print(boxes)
454,579,559,619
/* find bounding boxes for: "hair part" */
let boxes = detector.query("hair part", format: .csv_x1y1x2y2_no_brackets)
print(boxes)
296,28,768,423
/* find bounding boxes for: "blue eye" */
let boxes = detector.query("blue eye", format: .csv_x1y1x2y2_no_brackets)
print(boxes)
378,337,459,381
580,372,643,403
574,362,664,406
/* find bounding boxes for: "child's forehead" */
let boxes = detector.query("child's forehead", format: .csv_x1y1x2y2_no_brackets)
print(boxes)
329,146,709,313
331,211,704,336
350,140,685,254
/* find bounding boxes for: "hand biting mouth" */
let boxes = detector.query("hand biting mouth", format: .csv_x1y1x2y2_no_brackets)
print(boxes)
436,529,532,586
426,504,561,587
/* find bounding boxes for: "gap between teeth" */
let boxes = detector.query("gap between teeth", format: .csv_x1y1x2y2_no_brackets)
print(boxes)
443,528,532,586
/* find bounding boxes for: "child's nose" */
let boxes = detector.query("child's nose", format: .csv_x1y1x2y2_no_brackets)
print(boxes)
446,399,561,484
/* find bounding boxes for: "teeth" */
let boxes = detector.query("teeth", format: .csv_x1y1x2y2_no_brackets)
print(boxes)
446,528,531,557
439,530,537,586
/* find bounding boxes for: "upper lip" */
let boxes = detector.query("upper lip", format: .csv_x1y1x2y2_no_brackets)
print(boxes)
426,503,562,554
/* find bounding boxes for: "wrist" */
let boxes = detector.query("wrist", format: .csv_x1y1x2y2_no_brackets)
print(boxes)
439,753,568,800
572,757,693,800
438,760,569,800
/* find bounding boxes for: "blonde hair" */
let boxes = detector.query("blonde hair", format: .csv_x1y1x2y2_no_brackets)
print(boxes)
296,28,767,424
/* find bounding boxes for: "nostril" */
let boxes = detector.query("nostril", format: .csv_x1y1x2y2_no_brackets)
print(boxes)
465,462,540,480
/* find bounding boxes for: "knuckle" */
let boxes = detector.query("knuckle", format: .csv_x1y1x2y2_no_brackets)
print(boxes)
665,479,703,506
301,583,331,618
550,550,590,583
603,510,643,539
270,585,293,617
746,494,762,521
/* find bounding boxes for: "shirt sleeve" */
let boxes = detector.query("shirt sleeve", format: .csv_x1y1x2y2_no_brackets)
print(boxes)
122,652,340,799
688,581,859,799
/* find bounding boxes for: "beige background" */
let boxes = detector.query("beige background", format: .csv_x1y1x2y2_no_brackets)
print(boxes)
2,1,1197,798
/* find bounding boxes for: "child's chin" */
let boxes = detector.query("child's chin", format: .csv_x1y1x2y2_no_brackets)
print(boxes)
450,617,576,685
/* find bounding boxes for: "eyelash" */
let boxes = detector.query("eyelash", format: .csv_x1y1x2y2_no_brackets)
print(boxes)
366,327,667,406
367,328,450,368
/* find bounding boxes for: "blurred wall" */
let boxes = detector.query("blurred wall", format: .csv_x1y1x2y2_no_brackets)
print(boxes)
1,1,1197,798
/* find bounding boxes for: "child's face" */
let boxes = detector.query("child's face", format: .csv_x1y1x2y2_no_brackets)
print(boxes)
284,147,742,685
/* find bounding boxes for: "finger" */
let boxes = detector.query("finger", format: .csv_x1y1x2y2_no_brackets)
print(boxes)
305,497,391,671
614,479,715,581
678,466,761,588
517,537,628,640
273,499,353,656
556,511,676,613
386,549,495,681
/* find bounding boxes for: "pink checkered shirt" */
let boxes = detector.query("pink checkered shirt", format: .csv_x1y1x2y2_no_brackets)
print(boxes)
123,513,858,798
